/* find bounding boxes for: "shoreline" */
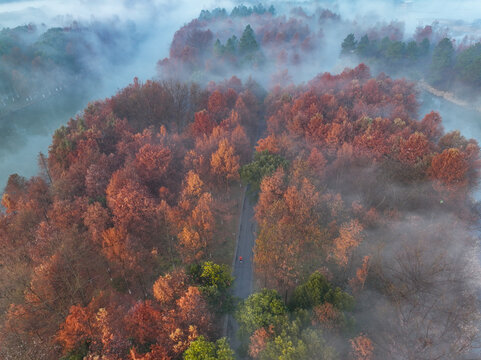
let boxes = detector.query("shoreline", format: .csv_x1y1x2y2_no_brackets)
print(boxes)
417,79,481,114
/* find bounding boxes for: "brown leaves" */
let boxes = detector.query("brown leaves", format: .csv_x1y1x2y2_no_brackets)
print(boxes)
350,334,374,360
349,256,370,294
125,301,163,344
313,303,343,330
210,138,240,184
249,326,273,358
152,269,188,306
331,220,364,267
134,143,172,183
192,110,215,136
429,148,469,191
106,169,157,234
57,304,96,352
398,132,430,164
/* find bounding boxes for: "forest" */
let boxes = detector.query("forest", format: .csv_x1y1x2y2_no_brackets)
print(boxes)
342,24,481,93
1,2,481,360
0,21,140,112
0,18,145,182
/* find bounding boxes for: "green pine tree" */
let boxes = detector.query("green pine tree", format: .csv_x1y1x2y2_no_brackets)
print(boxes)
239,25,259,55
341,34,357,55
428,38,455,88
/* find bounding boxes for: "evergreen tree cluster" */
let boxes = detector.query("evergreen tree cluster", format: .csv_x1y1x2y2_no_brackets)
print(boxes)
343,32,481,91
213,25,264,66
342,33,430,66
199,4,275,21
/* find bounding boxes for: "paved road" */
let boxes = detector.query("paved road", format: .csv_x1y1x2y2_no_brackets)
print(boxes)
232,192,256,299
226,190,257,351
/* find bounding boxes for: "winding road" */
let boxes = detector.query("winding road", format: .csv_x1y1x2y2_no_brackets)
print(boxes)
226,189,257,350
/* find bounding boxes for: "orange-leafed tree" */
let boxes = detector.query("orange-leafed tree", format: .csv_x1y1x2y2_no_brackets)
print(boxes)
350,334,374,360
349,256,370,294
249,327,273,358
313,302,344,330
133,143,171,188
125,301,163,346
210,138,240,185
331,220,364,267
152,269,189,307
106,169,157,235
398,132,430,165
208,90,228,122
57,304,97,353
191,110,215,137
429,148,468,192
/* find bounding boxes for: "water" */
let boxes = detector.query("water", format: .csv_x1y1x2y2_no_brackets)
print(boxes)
419,90,481,199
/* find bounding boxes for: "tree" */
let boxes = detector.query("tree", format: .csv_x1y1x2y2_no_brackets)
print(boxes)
367,220,480,359
398,132,430,165
188,261,234,312
355,35,371,57
152,269,189,307
348,256,370,294
341,34,357,55
455,43,481,87
405,40,419,61
249,327,272,358
236,289,287,338
210,138,240,185
183,336,234,360
124,301,163,346
257,321,337,360
178,226,204,263
289,272,354,312
181,170,205,204
106,169,157,235
213,39,224,56
331,220,364,267
428,38,455,88
57,304,96,354
420,111,443,141
312,303,344,330
239,151,288,193
429,148,468,191
419,38,430,56
254,173,326,294
1,173,27,214
208,90,228,122
192,110,215,136
239,25,259,55
225,36,238,55
231,5,253,17
176,286,213,338
350,334,374,360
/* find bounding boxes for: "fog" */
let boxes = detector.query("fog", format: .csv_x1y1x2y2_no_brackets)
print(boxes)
3,0,481,190
0,0,234,189
2,1,481,359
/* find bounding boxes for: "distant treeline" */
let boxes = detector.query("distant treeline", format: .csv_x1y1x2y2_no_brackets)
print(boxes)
342,31,481,92
0,22,139,104
199,4,276,21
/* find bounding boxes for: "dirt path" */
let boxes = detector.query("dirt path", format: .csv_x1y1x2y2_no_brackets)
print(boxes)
418,79,481,113
225,190,257,351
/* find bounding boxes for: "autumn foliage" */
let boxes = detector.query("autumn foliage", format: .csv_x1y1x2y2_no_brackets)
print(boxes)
0,37,480,358
249,64,480,359
0,77,259,359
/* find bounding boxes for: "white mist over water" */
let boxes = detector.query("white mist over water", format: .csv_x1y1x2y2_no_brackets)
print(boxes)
0,0,234,189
